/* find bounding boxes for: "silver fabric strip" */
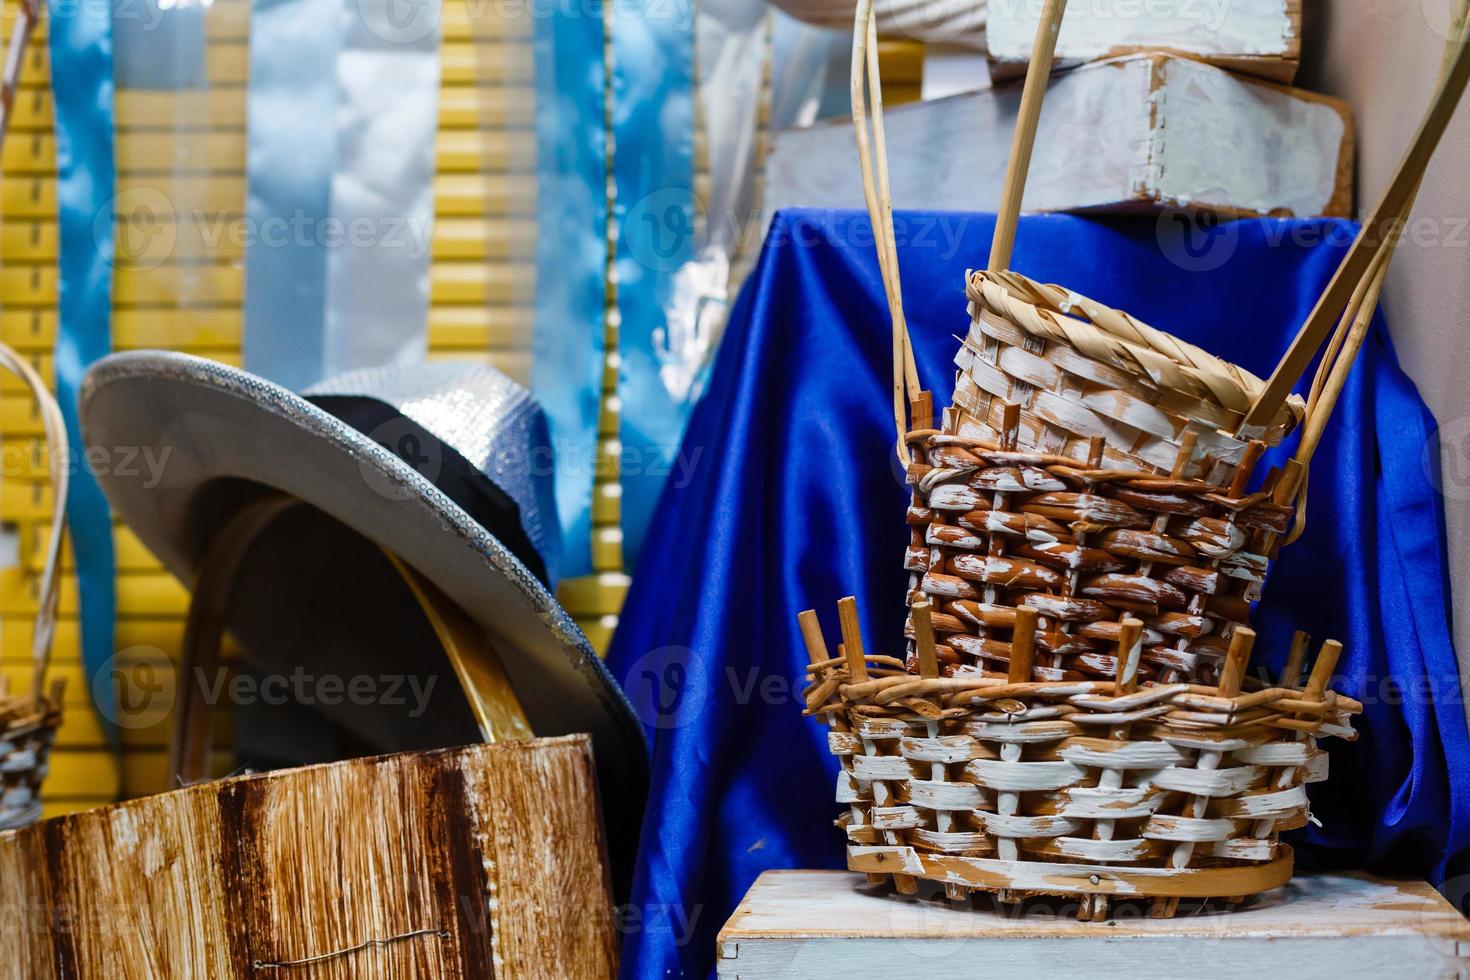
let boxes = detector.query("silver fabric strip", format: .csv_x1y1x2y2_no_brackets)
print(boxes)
321,0,442,378
243,0,342,390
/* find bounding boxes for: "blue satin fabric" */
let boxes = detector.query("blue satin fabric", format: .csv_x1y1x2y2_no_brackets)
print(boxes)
606,209,1470,978
50,0,117,734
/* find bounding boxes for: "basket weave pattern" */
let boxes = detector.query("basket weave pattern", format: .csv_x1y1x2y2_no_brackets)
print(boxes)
810,0,1469,918
802,598,1362,917
798,265,1363,917
907,270,1306,687
951,271,1301,478
0,683,63,830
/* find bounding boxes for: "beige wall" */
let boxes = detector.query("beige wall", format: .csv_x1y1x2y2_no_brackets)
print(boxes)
1302,1,1470,709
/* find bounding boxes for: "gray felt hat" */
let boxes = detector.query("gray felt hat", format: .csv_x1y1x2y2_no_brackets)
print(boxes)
81,351,647,888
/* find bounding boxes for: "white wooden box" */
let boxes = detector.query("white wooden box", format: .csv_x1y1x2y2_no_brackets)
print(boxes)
765,53,1353,220
717,870,1470,979
988,0,1301,83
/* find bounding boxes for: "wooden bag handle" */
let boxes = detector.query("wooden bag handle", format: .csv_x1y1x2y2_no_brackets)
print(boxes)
0,343,69,701
170,493,532,786
858,0,1470,484
1243,6,1470,440
853,0,1068,464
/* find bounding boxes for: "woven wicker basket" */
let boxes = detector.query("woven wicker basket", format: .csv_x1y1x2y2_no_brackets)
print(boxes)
0,339,68,831
799,0,1470,915
801,597,1361,919
0,0,65,833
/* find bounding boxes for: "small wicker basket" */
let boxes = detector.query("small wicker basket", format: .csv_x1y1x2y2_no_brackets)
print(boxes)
801,0,1470,916
0,340,69,831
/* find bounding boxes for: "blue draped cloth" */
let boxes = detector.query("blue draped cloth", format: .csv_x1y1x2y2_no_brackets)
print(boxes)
606,209,1470,978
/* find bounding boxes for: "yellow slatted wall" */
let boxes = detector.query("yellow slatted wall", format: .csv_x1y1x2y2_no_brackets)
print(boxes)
0,0,550,812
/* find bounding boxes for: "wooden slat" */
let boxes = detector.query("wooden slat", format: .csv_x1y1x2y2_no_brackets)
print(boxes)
430,262,533,304
0,568,190,617
440,41,533,85
3,173,538,220
0,307,531,354
2,215,538,265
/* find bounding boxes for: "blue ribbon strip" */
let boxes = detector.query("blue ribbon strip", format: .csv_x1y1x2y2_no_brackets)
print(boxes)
611,0,696,573
49,0,117,735
531,7,612,578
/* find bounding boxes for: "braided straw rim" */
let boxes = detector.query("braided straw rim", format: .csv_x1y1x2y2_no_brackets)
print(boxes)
971,269,1307,433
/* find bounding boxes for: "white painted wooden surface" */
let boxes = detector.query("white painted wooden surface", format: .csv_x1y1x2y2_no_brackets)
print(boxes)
988,0,1300,82
717,870,1470,979
765,54,1352,222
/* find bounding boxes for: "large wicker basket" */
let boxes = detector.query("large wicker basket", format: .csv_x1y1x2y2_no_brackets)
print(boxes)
800,0,1470,916
0,339,68,831
0,0,65,833
801,597,1361,920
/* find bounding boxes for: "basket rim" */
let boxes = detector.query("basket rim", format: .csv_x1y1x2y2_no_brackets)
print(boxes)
967,269,1307,436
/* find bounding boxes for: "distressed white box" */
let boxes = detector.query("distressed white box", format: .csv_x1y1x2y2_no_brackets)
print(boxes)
717,870,1470,979
987,0,1301,83
765,53,1353,219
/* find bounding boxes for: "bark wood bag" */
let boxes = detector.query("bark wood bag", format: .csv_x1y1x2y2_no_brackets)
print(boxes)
799,0,1470,918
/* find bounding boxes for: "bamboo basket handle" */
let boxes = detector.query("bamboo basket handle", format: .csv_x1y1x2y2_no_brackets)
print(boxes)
1281,0,1470,543
852,0,1068,463
1242,15,1470,437
851,0,919,465
0,343,69,701
988,0,1069,273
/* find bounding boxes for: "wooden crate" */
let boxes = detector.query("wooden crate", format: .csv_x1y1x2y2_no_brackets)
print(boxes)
987,0,1302,83
717,870,1470,979
767,53,1354,219
0,736,616,978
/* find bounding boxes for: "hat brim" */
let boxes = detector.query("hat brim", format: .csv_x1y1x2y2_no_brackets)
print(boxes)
81,352,647,878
